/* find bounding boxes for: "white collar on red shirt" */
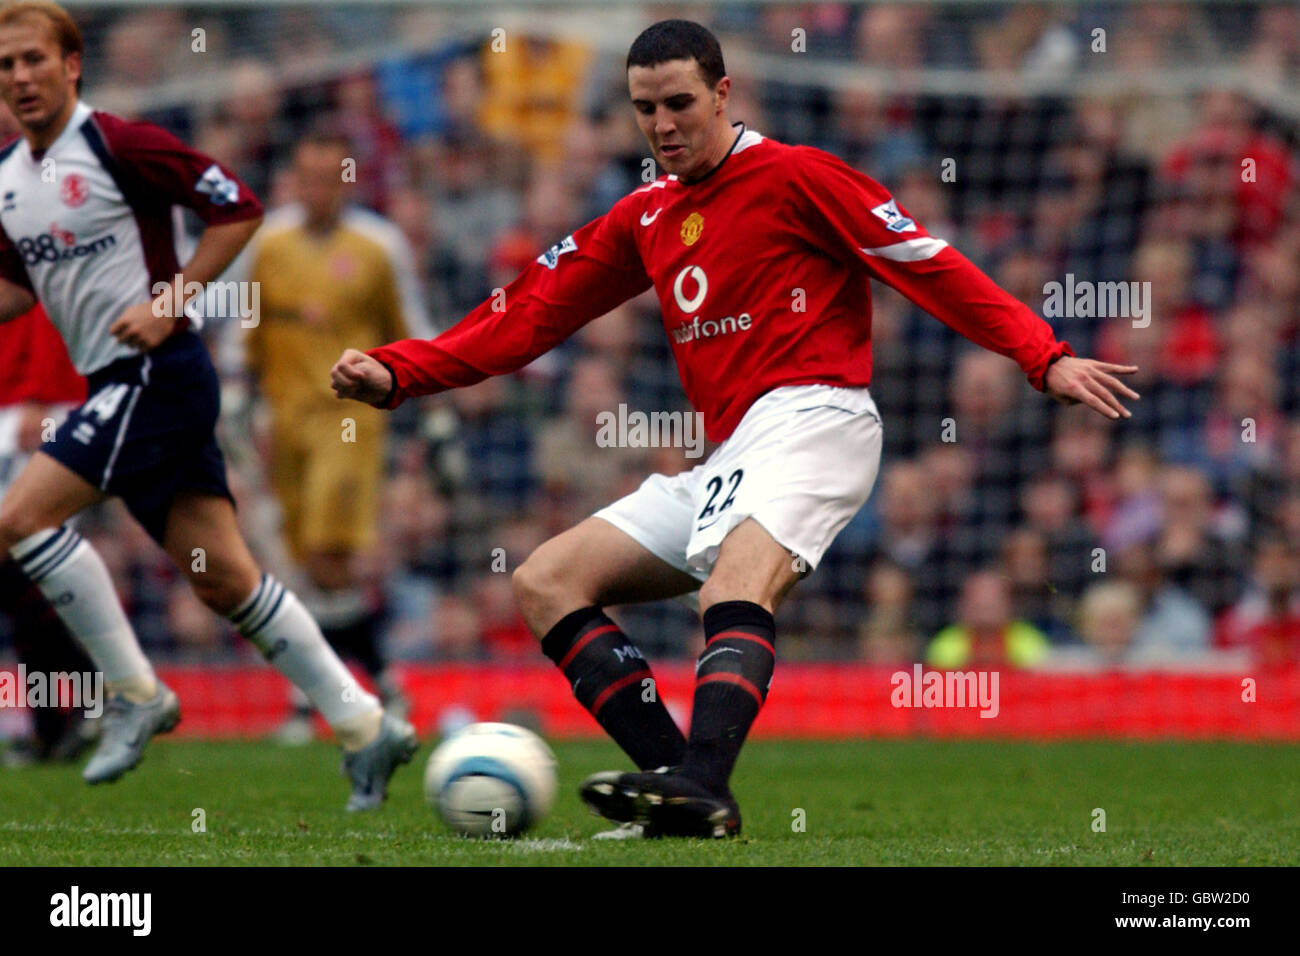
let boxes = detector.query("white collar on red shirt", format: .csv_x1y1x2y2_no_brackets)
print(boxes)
732,123,765,154
684,122,766,186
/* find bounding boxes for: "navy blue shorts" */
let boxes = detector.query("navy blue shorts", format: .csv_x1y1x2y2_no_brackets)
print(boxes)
44,330,233,545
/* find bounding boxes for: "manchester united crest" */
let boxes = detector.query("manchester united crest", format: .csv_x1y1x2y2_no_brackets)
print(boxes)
680,212,704,246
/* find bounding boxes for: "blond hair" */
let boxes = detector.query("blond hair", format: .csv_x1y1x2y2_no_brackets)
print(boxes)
0,2,82,93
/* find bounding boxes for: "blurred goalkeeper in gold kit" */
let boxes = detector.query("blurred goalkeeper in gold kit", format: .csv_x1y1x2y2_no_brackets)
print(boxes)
247,129,428,730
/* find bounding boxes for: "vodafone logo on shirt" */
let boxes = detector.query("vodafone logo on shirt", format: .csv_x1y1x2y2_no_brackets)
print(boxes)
673,265,708,313
668,264,753,345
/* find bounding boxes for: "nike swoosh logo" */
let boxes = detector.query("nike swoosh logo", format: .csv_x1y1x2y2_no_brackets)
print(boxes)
640,208,662,226
696,646,743,671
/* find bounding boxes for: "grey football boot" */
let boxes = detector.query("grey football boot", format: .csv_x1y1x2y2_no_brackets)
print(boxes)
82,683,181,784
342,712,418,811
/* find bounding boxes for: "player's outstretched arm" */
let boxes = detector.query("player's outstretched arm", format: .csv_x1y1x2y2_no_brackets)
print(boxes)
1043,356,1140,420
343,203,651,410
331,348,394,406
787,148,1142,414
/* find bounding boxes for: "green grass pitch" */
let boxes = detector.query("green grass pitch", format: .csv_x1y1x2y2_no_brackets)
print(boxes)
0,739,1295,865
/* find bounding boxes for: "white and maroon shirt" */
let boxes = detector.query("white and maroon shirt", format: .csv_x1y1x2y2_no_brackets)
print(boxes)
0,100,263,375
369,125,1072,442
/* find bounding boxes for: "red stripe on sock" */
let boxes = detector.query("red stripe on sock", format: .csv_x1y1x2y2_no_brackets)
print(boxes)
590,668,653,716
706,630,775,657
558,623,620,671
697,671,764,707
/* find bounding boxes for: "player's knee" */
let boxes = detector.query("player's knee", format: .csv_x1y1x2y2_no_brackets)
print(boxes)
511,558,550,622
698,576,768,617
0,512,21,553
187,564,260,616
186,573,232,614
697,577,726,616
512,549,581,632
0,499,55,553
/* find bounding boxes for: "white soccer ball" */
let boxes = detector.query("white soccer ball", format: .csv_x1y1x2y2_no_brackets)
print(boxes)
423,722,558,837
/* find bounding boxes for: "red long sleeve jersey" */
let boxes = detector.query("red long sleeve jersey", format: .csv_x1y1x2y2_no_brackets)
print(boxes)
0,304,84,406
369,125,1072,441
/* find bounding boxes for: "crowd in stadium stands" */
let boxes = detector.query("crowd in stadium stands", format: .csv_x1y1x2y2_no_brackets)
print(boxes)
4,3,1297,672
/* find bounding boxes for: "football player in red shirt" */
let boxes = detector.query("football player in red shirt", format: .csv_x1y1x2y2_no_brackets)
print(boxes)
333,19,1139,837
0,303,92,764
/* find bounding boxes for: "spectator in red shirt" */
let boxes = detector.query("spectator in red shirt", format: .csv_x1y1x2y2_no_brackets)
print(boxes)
1216,535,1300,670
1162,89,1297,253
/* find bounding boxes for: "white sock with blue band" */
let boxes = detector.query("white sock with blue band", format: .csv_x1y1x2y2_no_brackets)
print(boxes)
11,526,157,702
229,572,382,749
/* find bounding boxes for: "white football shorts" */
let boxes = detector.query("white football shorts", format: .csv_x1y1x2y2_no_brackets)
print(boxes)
593,384,884,584
0,403,75,499
0,405,29,499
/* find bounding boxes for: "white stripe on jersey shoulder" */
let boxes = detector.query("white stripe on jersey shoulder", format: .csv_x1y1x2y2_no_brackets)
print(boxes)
859,237,949,262
634,174,678,195
733,128,765,154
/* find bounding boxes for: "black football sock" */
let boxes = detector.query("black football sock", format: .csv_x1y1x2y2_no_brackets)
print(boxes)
541,606,686,771
4,560,93,751
682,600,776,796
321,611,386,681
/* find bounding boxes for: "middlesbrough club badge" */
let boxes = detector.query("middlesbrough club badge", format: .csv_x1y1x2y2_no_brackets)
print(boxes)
60,174,88,207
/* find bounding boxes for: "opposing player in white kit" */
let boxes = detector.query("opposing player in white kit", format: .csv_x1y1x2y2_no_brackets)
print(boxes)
332,20,1139,835
0,1,415,809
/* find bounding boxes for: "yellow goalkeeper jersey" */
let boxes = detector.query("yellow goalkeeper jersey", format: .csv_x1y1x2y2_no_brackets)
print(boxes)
248,204,428,414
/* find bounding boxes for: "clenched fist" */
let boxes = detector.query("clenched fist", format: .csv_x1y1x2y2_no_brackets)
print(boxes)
330,349,394,405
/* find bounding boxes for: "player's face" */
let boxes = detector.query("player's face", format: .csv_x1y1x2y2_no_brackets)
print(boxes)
294,144,348,224
629,59,731,182
0,17,78,135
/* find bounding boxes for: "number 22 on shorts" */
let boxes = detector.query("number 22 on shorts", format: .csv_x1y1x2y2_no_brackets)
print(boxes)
697,468,743,530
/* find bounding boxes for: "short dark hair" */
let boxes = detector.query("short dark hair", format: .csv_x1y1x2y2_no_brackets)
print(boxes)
626,19,725,88
296,121,352,156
